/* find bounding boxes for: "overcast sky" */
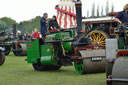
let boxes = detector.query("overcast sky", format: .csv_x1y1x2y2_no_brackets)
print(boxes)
0,0,127,22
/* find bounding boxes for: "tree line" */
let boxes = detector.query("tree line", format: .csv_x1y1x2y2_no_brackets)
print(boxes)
85,0,114,18
0,16,45,34
0,0,115,33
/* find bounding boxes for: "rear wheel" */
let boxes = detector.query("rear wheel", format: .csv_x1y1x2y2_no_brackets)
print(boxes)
13,44,22,56
32,63,61,71
4,46,11,56
0,52,5,65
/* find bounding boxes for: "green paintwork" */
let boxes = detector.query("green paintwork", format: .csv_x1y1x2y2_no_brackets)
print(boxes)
26,39,40,63
59,32,71,38
119,37,125,49
74,59,84,74
26,30,75,66
45,31,72,41
63,41,72,52
69,29,76,37
45,33,62,41
40,44,58,65
74,52,84,74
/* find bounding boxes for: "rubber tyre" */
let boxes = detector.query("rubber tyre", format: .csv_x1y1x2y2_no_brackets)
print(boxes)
32,63,61,71
44,65,62,70
12,44,22,56
4,46,11,56
0,52,5,65
107,82,112,85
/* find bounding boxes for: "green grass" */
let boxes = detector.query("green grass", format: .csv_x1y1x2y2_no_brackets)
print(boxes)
0,53,106,85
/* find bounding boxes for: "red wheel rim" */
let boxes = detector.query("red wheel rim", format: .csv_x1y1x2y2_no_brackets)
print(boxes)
0,56,2,61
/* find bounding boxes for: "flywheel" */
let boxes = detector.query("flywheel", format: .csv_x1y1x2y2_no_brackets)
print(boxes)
87,30,109,47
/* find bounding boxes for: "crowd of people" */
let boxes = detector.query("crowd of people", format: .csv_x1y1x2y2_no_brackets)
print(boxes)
31,13,59,39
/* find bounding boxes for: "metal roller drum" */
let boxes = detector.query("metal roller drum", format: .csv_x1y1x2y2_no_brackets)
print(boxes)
83,57,105,73
111,57,128,85
74,49,105,74
74,57,105,74
13,43,26,56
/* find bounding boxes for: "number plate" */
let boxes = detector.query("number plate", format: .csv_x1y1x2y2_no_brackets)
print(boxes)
91,57,102,61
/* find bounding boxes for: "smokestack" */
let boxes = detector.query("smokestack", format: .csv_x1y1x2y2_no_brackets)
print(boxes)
13,24,17,38
75,0,82,35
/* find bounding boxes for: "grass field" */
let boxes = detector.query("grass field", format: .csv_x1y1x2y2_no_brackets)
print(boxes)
0,53,106,85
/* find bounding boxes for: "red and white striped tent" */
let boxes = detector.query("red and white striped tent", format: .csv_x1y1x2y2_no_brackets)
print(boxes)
56,0,76,29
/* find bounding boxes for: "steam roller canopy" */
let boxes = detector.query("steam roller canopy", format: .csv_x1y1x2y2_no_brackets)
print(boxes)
13,43,26,56
111,57,128,85
87,30,109,47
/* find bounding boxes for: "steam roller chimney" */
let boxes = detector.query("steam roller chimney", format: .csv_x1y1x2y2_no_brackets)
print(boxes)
13,24,17,38
75,0,82,35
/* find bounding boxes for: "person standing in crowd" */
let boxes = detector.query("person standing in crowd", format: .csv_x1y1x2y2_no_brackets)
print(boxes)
40,13,48,38
114,4,128,24
33,28,40,39
48,15,60,32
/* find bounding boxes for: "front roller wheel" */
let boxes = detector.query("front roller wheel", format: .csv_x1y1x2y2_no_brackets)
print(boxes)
12,43,26,56
12,44,22,56
74,57,105,74
74,59,85,74
32,63,61,71
0,52,5,65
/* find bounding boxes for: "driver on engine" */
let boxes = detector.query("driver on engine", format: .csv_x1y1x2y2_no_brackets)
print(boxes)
114,4,128,25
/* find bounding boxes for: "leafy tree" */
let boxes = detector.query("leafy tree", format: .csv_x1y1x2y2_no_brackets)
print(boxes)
101,5,104,16
21,16,41,33
106,0,109,16
87,10,89,18
0,17,17,30
111,4,114,12
17,22,24,34
21,16,51,33
97,5,100,17
0,20,7,30
91,3,95,17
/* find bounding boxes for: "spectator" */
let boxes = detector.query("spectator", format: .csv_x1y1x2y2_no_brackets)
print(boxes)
48,15,60,32
38,32,42,38
40,13,48,38
33,28,40,39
